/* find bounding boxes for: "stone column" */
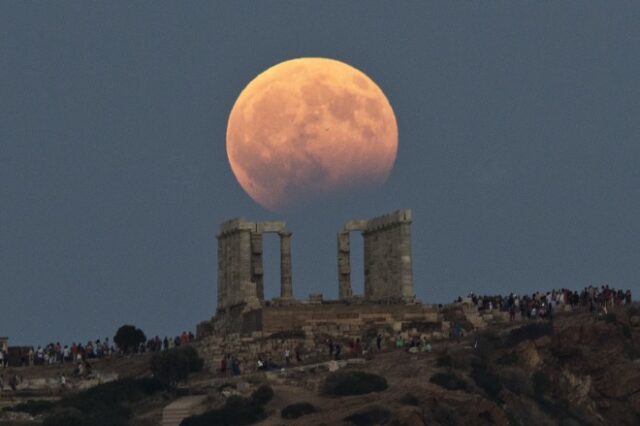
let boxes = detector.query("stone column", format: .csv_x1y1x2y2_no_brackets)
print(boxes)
398,221,414,300
337,231,352,299
250,232,264,301
279,231,293,299
216,234,225,312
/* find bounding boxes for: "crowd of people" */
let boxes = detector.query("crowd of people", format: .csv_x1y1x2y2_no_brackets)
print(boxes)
138,332,195,354
4,331,195,369
457,285,633,320
221,332,439,377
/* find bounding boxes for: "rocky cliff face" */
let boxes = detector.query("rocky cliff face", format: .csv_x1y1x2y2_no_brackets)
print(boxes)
2,306,639,426
412,305,640,426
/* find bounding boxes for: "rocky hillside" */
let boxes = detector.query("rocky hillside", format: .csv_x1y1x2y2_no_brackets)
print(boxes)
2,305,639,425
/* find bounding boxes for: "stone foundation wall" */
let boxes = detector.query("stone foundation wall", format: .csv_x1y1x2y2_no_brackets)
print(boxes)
259,303,439,335
338,209,414,302
195,301,447,374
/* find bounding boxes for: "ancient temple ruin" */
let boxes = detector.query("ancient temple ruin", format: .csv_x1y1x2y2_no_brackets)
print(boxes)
216,219,293,313
197,209,452,372
338,209,414,302
214,209,414,315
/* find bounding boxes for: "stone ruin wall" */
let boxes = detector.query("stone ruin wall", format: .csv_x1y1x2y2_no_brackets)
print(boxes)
196,209,449,373
195,303,447,374
339,209,414,302
216,218,292,313
363,210,413,301
195,301,517,374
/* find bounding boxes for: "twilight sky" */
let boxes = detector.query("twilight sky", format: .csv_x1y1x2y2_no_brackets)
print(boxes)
1,2,639,345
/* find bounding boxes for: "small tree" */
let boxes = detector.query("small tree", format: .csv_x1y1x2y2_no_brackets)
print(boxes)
114,325,146,353
151,346,204,387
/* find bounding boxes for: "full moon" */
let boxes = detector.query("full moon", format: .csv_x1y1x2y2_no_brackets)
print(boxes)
226,58,398,211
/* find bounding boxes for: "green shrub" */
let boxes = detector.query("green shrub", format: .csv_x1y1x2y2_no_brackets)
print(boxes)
429,372,467,391
4,399,54,415
436,353,452,367
344,405,391,426
43,405,131,426
399,393,419,406
151,346,204,387
42,408,85,426
496,352,519,365
36,378,162,426
250,385,274,406
281,402,316,419
322,371,388,396
496,368,532,396
624,341,640,359
432,403,461,426
181,395,266,426
473,330,503,366
471,367,502,402
532,371,551,400
505,323,553,347
61,377,162,412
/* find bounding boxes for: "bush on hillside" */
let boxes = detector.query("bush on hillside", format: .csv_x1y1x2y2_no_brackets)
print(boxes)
496,352,519,366
322,371,388,396
3,399,54,415
429,372,467,391
496,368,532,396
43,405,131,426
114,324,147,353
61,377,162,412
532,371,551,400
471,367,503,402
344,405,391,426
399,393,419,406
40,377,163,426
42,408,85,426
436,353,452,367
505,323,553,348
281,402,317,419
180,394,267,426
250,385,274,406
151,346,204,387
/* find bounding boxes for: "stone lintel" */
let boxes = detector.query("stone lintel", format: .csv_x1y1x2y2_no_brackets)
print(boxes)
256,221,286,233
219,217,255,235
343,220,369,232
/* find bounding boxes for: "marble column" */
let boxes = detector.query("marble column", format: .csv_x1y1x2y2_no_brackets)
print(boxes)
337,231,352,299
279,231,293,299
250,232,264,301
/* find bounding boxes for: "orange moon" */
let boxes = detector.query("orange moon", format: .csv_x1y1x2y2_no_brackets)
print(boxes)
226,58,398,211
